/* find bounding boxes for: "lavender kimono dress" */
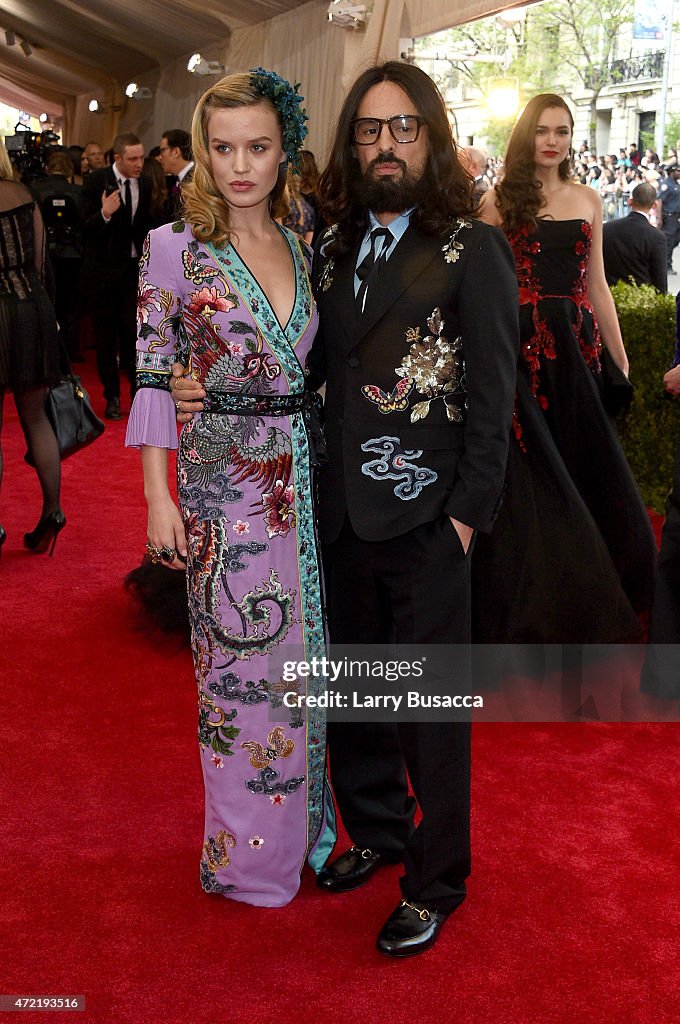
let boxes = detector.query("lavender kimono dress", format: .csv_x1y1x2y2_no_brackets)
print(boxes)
126,222,335,906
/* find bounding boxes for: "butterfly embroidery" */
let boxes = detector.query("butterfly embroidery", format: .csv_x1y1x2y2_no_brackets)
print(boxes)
361,378,414,414
241,726,295,769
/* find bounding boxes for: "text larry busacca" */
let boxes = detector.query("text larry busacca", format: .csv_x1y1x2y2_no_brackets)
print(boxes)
281,657,484,710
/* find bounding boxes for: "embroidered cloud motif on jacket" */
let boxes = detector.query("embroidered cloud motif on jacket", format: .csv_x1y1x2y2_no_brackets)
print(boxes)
360,436,438,500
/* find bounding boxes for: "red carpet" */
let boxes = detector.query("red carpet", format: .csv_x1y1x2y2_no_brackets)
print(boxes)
1,359,679,1024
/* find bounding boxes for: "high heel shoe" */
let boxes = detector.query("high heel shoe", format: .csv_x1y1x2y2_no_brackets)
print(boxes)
24,510,66,556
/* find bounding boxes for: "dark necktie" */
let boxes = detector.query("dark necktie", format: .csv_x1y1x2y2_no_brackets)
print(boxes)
356,226,392,314
123,178,132,220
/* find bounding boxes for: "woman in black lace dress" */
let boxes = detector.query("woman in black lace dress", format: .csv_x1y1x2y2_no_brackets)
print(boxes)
474,94,656,643
0,141,64,556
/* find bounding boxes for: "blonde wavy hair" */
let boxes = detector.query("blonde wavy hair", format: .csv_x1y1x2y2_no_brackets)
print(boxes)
0,140,16,181
183,73,289,245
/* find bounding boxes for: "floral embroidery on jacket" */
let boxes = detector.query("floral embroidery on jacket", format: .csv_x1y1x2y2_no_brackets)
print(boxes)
395,308,466,423
441,217,472,263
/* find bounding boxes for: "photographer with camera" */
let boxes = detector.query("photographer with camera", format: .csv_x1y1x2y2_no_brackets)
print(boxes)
33,151,84,363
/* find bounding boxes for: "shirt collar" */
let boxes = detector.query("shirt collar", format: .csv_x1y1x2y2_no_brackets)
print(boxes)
367,207,414,243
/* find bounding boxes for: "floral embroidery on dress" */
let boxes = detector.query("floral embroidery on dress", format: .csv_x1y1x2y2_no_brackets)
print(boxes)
507,220,602,449
199,690,240,756
395,308,466,423
441,217,472,263
261,481,297,538
249,836,265,850
360,436,438,500
188,285,238,318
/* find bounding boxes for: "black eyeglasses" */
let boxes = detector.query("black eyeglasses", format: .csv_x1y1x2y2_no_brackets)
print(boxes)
351,115,426,146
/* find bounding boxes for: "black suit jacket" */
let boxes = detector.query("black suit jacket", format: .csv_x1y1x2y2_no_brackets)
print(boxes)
82,166,153,278
603,211,667,292
307,218,519,544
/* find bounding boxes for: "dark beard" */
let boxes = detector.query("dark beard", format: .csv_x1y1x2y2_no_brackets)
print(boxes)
352,155,429,213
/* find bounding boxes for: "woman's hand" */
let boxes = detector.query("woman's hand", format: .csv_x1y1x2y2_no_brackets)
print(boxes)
146,496,187,571
141,445,186,570
171,363,205,423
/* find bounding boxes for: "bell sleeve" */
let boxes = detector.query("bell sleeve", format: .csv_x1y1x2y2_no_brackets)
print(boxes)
125,226,189,450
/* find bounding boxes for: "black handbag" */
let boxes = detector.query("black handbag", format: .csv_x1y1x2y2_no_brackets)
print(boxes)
599,348,634,417
45,372,105,458
26,364,104,465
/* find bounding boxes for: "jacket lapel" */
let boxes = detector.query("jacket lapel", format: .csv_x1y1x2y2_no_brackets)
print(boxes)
322,239,362,353
358,227,443,338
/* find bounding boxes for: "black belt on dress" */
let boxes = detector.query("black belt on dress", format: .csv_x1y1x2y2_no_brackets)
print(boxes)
202,389,327,467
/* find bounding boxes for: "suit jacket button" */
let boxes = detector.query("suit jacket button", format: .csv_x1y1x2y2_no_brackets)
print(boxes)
347,356,359,367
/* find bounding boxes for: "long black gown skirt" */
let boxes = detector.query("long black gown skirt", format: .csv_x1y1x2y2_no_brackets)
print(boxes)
472,219,656,643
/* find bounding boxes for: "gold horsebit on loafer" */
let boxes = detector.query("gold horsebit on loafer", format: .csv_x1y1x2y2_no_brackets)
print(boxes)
349,846,378,860
400,899,431,921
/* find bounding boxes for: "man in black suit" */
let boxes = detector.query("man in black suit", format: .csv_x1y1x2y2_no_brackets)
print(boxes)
305,63,518,956
82,132,152,418
170,62,519,956
603,182,667,292
158,128,194,222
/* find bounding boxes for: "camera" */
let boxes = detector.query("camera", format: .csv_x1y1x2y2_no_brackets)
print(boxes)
5,125,61,184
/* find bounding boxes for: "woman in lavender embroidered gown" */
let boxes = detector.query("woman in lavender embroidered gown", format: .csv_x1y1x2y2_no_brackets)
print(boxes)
125,71,334,906
474,93,656,643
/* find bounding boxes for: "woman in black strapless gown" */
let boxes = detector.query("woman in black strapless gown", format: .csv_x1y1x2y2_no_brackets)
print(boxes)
474,94,656,643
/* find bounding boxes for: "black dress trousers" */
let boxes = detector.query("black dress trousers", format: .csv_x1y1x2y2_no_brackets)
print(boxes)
323,515,472,913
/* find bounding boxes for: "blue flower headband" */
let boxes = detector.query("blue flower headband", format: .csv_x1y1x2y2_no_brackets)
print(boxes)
249,67,308,171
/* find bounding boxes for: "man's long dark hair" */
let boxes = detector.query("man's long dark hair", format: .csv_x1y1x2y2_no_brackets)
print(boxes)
318,61,474,255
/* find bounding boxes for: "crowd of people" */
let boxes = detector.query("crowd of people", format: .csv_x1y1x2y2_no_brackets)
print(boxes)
1,66,677,959
474,138,680,270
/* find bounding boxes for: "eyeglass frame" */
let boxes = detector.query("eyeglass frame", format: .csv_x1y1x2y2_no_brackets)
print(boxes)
350,114,426,146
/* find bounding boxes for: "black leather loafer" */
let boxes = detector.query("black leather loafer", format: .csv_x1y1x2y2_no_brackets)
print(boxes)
376,899,449,957
316,845,387,892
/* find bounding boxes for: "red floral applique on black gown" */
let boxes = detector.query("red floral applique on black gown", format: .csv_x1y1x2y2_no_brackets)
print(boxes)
472,219,657,643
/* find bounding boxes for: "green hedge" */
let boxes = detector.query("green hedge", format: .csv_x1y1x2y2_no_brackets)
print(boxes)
611,281,678,513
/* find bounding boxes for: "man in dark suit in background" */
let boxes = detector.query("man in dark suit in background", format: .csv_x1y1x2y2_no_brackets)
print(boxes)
603,182,667,293
82,132,152,419
158,129,194,222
